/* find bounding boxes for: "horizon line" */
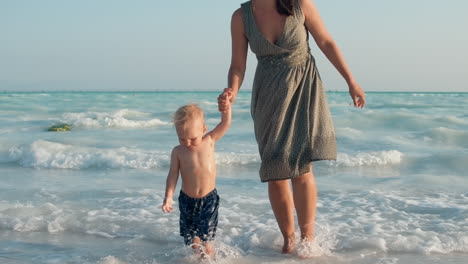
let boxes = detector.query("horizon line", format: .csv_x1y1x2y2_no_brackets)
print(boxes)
1,90,467,94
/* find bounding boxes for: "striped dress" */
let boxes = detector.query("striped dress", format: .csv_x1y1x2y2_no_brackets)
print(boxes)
240,0,337,182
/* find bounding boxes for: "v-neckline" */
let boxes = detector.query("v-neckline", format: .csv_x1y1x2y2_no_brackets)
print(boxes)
249,0,289,48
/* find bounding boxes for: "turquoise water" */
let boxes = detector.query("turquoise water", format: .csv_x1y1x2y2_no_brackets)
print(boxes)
0,91,467,263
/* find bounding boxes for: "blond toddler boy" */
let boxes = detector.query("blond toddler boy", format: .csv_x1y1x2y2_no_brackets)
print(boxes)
162,93,231,256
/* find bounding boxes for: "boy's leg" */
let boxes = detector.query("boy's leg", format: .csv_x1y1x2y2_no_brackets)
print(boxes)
192,236,201,245
198,190,219,257
179,191,196,246
191,236,201,252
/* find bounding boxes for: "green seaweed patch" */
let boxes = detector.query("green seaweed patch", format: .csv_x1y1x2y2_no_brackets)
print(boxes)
48,123,72,132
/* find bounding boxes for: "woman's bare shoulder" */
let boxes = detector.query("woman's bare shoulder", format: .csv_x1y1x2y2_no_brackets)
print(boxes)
231,8,245,31
298,0,315,14
232,7,243,21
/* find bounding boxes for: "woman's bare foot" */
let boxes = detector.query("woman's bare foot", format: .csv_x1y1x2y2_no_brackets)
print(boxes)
297,237,321,259
301,234,313,242
282,236,295,254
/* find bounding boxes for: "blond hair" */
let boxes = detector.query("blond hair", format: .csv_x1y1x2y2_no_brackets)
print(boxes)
173,104,204,128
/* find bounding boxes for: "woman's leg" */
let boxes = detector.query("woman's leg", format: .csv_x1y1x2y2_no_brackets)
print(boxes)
291,165,317,241
268,179,295,253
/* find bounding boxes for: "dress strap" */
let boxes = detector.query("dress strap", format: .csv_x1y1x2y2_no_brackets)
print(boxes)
293,0,305,23
240,1,253,40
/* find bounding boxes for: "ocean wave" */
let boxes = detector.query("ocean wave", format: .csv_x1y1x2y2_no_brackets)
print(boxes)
200,100,218,106
5,140,260,169
336,127,364,138
7,140,170,169
434,116,468,126
3,140,403,170
58,109,170,129
333,150,402,167
421,127,468,147
341,110,466,134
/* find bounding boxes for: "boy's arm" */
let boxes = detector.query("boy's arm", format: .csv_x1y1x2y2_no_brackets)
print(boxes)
162,147,180,213
206,104,232,142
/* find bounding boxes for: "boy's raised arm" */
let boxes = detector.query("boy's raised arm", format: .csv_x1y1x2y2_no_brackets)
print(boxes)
207,97,232,142
162,147,180,213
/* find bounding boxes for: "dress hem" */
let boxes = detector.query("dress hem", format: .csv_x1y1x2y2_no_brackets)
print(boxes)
259,156,337,182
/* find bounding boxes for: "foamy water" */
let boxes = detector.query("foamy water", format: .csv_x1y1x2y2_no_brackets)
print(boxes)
0,91,467,264
4,139,401,169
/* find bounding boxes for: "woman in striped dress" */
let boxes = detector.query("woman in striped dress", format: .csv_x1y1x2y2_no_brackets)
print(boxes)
219,0,366,254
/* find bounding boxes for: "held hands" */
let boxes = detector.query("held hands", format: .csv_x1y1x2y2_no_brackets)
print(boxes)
348,82,366,108
218,88,233,113
162,197,173,213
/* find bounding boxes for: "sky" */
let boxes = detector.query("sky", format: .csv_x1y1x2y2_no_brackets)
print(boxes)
1,0,467,92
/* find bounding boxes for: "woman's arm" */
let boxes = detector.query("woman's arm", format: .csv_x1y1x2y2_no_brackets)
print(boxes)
227,8,248,103
300,0,365,108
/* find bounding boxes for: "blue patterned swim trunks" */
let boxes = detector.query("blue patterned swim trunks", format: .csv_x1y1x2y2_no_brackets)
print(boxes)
178,189,220,245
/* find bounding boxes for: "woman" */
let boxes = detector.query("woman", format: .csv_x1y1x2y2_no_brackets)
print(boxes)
219,0,366,254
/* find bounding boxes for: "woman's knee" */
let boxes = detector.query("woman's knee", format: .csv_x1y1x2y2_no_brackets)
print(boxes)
268,179,290,189
292,171,316,186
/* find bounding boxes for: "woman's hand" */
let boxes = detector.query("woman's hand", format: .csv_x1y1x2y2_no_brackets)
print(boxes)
348,82,366,108
218,88,234,112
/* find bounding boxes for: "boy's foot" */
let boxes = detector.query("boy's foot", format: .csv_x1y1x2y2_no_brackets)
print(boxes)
199,251,209,260
282,236,295,254
195,241,214,260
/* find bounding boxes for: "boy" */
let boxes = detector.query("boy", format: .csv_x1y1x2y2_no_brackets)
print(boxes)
162,94,231,257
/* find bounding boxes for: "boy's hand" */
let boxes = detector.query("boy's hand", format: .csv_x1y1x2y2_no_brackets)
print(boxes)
218,88,233,113
162,197,173,213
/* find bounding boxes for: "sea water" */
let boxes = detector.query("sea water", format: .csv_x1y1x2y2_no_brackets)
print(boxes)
0,91,467,264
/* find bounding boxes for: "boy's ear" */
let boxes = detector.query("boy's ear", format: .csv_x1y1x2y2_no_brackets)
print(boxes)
203,124,207,133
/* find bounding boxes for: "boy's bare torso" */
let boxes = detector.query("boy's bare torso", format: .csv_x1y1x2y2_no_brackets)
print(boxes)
175,135,216,198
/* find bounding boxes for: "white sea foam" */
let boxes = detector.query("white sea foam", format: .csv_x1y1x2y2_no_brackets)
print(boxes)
0,188,466,257
336,127,364,138
215,152,260,167
5,141,403,170
333,150,402,167
7,140,170,169
0,202,64,233
59,109,170,129
325,190,468,255
98,256,127,264
201,100,218,106
5,140,260,169
295,224,337,258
